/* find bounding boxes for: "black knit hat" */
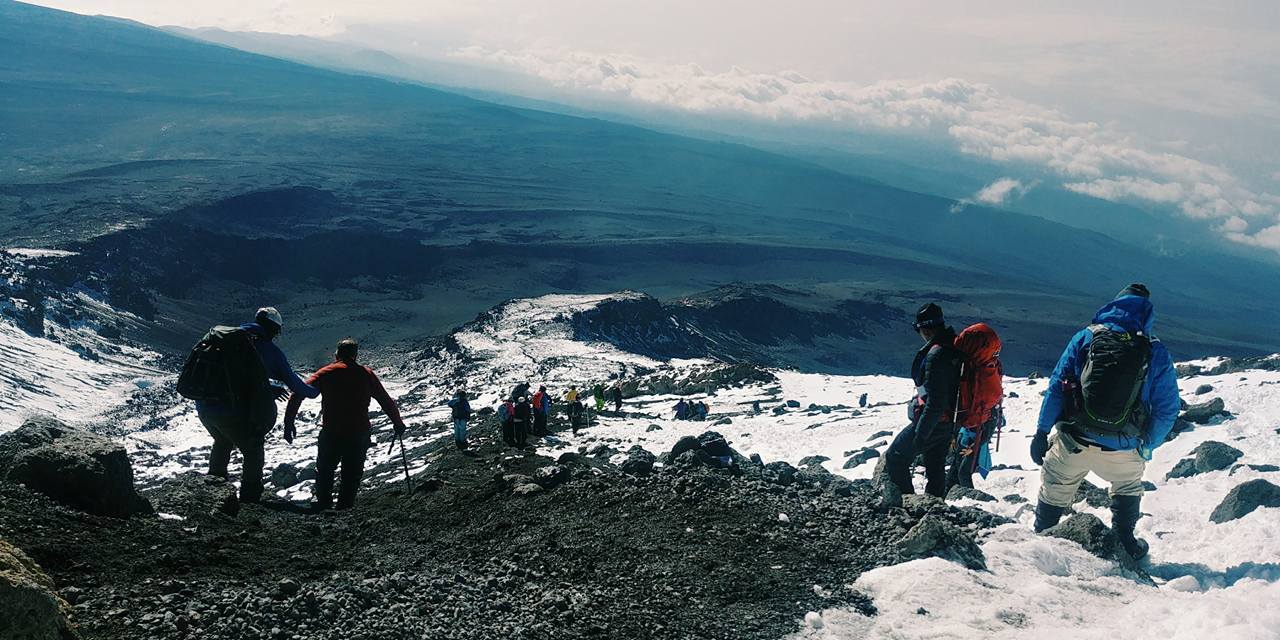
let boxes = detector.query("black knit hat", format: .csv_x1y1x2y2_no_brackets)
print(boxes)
1117,283,1151,299
912,302,945,330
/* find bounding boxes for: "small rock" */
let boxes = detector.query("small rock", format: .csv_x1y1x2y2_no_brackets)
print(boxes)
798,455,830,468
1165,458,1198,481
785,400,801,408
1191,441,1243,473
532,465,570,489
946,486,997,502
1043,514,1150,580
513,483,545,496
270,463,299,488
645,424,663,433
1141,481,1158,491
1181,398,1228,425
276,579,300,597
1194,384,1213,395
1229,463,1280,475
1002,494,1028,504
1208,479,1280,523
896,515,986,570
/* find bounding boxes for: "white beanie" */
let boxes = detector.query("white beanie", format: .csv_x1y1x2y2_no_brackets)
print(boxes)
256,306,283,328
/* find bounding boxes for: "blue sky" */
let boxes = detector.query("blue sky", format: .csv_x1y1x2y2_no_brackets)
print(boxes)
30,0,1280,250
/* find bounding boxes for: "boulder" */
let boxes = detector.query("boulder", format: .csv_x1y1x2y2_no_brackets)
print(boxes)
0,539,81,640
901,493,947,516
512,483,544,496
871,456,901,509
696,432,734,459
1192,441,1243,473
270,463,300,488
645,424,663,433
1194,384,1214,395
868,430,894,441
1209,479,1280,523
946,486,997,503
1165,458,1198,480
1181,398,1228,425
1043,514,1150,581
798,455,830,468
146,471,240,519
842,448,880,470
0,417,151,518
1074,480,1112,508
896,515,986,570
619,446,656,477
532,465,570,489
762,461,798,487
1230,464,1280,476
666,436,702,460
785,400,801,408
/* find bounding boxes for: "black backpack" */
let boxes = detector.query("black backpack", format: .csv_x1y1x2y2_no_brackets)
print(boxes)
177,326,271,410
1078,324,1151,436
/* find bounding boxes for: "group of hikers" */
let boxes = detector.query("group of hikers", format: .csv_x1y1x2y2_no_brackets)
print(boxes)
178,282,1181,561
883,283,1178,560
672,398,711,421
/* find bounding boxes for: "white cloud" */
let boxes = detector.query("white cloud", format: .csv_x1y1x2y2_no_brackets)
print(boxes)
974,178,1030,205
451,47,1280,251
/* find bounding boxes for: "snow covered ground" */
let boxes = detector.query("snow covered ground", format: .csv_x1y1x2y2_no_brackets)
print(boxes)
2,290,1277,639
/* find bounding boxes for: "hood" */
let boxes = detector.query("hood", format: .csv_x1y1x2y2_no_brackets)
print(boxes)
1092,295,1155,335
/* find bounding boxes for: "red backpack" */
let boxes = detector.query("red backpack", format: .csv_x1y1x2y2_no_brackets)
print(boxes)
952,323,1003,429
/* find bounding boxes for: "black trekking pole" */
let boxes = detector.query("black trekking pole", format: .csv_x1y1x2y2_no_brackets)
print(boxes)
387,431,413,496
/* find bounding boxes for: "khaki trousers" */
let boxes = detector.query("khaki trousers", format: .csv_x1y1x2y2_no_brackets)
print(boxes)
1038,430,1146,508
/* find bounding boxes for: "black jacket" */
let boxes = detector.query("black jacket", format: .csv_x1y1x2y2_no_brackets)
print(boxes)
911,326,962,441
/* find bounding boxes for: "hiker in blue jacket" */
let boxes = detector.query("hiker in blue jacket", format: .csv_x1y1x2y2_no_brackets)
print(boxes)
1030,284,1180,560
447,390,472,450
196,307,319,502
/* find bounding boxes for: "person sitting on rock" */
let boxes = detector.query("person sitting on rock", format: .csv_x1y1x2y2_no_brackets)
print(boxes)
694,401,709,421
283,338,406,511
674,399,689,420
1030,284,1180,561
195,307,319,504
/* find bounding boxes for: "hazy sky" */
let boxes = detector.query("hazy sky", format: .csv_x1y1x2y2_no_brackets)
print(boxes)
30,1,1280,250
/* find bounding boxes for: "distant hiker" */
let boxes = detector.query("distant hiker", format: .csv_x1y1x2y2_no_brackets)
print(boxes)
883,303,962,498
179,307,319,504
859,393,868,408
498,399,516,445
531,385,551,436
694,401,709,421
674,399,689,420
283,338,407,511
752,400,761,414
448,390,472,450
946,323,1005,490
1030,284,1180,560
611,381,623,413
512,396,533,447
592,383,606,412
511,381,531,403
565,386,584,434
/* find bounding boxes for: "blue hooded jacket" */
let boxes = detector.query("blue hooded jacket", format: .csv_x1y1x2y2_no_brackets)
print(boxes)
1036,295,1181,452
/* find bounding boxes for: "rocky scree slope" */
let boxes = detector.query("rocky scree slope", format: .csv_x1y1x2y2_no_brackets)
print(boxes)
0,413,1010,640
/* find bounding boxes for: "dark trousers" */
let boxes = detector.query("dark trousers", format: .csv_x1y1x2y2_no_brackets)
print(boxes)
502,419,515,445
512,418,529,447
613,396,622,412
885,422,956,498
533,412,548,436
199,407,272,503
315,429,369,510
947,427,992,490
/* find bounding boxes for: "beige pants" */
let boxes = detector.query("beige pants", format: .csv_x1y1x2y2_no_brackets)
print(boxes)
1038,430,1146,507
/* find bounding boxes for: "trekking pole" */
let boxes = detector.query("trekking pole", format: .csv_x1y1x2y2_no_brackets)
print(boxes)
395,433,413,496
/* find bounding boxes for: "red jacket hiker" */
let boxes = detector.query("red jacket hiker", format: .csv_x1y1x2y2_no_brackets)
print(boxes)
284,360,406,434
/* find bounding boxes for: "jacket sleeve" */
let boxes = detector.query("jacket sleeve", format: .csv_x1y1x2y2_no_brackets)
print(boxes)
916,346,960,440
1143,343,1181,449
260,342,320,399
1036,329,1091,433
368,369,406,430
283,371,320,426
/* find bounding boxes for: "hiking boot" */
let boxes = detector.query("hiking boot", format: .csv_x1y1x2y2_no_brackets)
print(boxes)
1033,501,1066,532
1111,494,1149,560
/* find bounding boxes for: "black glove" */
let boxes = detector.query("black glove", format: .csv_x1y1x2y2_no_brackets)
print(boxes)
1030,431,1050,465
394,422,406,438
272,386,291,402
283,421,296,445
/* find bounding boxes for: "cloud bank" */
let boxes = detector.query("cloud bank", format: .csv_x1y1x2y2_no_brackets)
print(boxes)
452,46,1280,251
